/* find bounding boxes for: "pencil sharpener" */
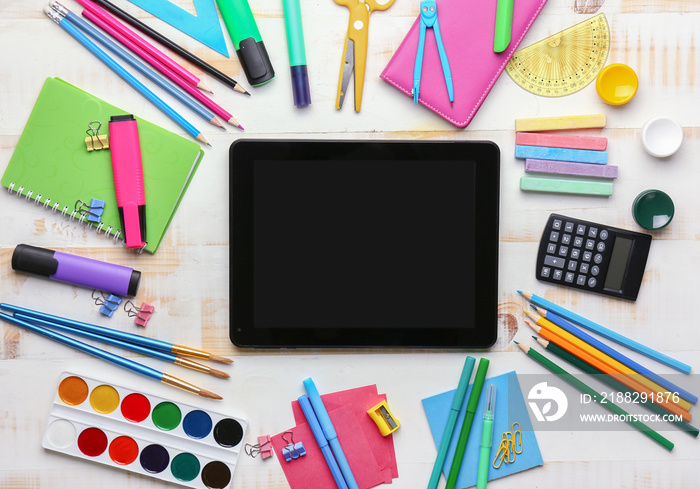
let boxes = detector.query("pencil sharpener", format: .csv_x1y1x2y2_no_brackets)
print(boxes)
367,400,400,436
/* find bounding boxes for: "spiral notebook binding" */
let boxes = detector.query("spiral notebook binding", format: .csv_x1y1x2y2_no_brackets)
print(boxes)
6,180,127,247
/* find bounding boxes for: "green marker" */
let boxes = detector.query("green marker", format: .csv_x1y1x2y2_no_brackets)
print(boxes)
445,357,490,489
476,384,497,489
282,0,310,106
493,0,514,53
216,0,274,86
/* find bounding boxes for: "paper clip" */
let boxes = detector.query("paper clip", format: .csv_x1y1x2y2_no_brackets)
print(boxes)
492,422,524,469
281,431,306,462
367,399,400,436
512,422,523,454
75,199,106,223
244,435,273,460
124,300,154,327
85,120,109,151
93,290,122,317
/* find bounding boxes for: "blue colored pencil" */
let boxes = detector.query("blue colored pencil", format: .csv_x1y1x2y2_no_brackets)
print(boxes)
50,2,223,130
518,291,692,374
44,7,209,146
533,307,697,404
0,312,221,398
515,145,608,164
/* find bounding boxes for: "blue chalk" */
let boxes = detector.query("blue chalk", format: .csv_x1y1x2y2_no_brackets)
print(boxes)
515,145,608,164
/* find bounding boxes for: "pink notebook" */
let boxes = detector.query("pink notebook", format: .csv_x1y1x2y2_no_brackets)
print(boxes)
381,0,548,127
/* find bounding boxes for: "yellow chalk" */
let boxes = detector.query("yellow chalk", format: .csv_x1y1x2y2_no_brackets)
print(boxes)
515,114,606,132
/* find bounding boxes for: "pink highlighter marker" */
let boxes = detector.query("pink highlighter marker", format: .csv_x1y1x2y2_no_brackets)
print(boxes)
109,114,146,249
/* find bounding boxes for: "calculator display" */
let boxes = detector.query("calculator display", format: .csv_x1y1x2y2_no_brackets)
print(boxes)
536,214,652,301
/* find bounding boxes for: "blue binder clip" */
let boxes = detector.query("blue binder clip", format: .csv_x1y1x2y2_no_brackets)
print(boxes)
93,290,122,317
75,199,105,223
281,432,306,462
412,0,454,105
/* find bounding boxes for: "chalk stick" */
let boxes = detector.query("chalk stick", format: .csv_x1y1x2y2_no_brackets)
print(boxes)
525,159,618,179
516,132,608,151
515,114,606,132
520,177,613,196
515,145,608,164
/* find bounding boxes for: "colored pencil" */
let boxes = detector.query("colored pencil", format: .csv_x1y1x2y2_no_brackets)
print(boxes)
82,8,243,130
0,312,221,399
90,0,249,95
75,0,212,92
525,309,692,411
427,356,476,489
51,2,224,129
534,337,699,437
516,341,674,451
524,321,691,422
0,303,232,364
445,358,490,489
14,312,229,379
518,291,692,374
45,8,209,146
534,306,697,405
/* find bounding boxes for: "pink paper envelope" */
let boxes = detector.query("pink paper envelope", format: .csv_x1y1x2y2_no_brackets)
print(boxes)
272,403,384,489
292,385,398,482
381,0,548,127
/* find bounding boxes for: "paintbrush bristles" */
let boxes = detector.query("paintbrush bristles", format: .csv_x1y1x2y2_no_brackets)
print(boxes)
209,354,233,364
198,389,223,400
209,368,230,379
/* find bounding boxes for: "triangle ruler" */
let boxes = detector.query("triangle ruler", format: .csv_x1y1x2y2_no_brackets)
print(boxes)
505,13,610,97
128,0,230,57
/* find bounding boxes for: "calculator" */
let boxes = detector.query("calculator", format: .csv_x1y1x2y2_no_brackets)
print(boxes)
536,214,652,300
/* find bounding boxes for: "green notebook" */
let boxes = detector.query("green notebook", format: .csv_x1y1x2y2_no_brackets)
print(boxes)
1,77,204,253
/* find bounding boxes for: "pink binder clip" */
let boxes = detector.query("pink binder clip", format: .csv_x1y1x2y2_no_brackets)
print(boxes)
258,435,273,460
124,300,154,327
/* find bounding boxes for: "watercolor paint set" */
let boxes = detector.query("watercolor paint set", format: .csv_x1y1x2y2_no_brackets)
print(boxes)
42,372,248,489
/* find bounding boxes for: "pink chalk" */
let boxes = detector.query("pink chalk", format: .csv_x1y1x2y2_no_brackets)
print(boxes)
516,132,608,151
525,159,618,179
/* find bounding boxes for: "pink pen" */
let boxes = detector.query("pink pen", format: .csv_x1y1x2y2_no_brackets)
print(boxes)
75,0,211,92
109,115,146,249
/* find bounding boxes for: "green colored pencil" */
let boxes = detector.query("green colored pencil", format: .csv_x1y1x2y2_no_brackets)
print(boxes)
534,337,698,437
516,341,674,451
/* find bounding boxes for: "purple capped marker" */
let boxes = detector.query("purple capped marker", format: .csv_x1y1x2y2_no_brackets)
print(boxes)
12,244,140,297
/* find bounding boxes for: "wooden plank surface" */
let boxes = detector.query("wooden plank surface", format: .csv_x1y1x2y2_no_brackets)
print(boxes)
0,0,698,488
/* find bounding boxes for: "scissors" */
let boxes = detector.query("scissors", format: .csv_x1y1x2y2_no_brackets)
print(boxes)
413,0,453,105
335,0,396,112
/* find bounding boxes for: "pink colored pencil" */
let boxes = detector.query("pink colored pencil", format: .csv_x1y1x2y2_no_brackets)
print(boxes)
83,9,242,129
75,0,211,93
516,132,608,151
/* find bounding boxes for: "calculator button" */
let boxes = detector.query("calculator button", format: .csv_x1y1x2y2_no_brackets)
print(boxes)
573,237,584,247
591,265,600,276
588,227,598,238
576,275,586,286
567,260,578,271
558,246,569,257
565,272,575,283
594,254,603,264
583,251,593,262
580,263,589,274
547,243,556,254
552,219,562,230
571,249,581,259
576,224,586,235
544,255,565,268
588,277,597,287
553,270,563,280
596,242,606,252
550,231,560,242
562,234,572,245
600,230,609,240
541,267,551,278
585,239,595,250
564,222,575,233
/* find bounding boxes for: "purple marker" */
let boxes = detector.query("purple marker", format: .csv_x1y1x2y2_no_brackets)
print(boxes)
12,244,140,297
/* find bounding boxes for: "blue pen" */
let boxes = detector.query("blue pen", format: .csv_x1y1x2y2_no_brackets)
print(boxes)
49,1,222,130
303,378,359,489
298,396,349,489
413,0,453,105
43,7,209,146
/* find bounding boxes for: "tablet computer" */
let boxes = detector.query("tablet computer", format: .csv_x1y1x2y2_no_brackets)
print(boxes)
229,140,500,348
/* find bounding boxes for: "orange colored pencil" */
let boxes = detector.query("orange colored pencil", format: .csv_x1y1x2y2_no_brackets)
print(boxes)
524,321,692,422
525,309,692,412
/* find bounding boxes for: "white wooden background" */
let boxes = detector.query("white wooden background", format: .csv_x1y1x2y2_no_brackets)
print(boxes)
1,0,699,488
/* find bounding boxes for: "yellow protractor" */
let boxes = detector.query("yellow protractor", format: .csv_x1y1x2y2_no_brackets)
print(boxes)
505,13,610,97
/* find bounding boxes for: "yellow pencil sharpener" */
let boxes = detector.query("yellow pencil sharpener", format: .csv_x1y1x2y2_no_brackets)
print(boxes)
367,400,400,436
